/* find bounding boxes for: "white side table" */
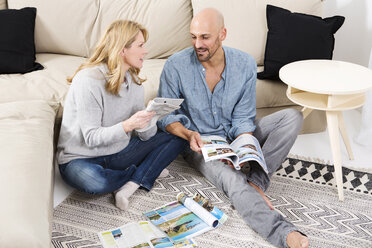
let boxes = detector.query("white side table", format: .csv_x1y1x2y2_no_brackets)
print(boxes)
279,60,372,201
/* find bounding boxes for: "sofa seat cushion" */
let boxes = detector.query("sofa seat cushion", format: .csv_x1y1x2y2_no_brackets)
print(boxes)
256,66,293,108
0,100,57,248
0,53,85,104
141,61,293,109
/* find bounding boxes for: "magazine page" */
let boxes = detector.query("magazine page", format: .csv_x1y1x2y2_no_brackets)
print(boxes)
97,221,196,248
190,193,228,226
143,201,211,243
147,98,184,116
200,135,240,170
177,192,218,227
136,97,184,132
230,134,268,174
143,192,227,243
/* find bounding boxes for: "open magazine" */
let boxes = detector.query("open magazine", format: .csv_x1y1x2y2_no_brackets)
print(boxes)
201,134,268,174
97,221,197,248
136,97,184,132
143,192,227,243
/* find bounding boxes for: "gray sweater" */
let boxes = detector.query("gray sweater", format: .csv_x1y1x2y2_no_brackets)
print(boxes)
57,64,157,164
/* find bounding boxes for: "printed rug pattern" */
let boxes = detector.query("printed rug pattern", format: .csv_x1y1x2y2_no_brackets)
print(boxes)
52,156,372,248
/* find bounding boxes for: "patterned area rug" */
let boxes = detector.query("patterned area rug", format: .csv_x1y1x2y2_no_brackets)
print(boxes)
52,156,372,248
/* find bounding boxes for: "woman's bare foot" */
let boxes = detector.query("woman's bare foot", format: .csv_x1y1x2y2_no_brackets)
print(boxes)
248,182,274,210
287,231,309,248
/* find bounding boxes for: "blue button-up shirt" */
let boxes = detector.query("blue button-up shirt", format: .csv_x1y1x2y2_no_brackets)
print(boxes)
158,46,257,141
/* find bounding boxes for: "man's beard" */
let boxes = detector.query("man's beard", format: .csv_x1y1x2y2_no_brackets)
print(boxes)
195,39,220,62
196,48,212,62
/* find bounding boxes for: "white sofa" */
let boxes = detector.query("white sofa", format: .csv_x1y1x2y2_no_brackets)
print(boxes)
0,0,326,247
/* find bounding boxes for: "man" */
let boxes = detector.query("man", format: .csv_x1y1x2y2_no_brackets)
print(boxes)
158,8,308,248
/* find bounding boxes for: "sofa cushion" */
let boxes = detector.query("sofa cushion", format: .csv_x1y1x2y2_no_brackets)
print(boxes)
141,62,292,109
90,0,192,59
191,0,322,66
258,5,345,80
0,7,43,74
0,53,85,104
257,106,326,134
256,66,293,108
7,0,99,57
0,100,57,248
140,59,167,104
0,0,7,9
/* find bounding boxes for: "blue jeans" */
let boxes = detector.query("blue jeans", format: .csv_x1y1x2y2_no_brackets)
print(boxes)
59,131,187,194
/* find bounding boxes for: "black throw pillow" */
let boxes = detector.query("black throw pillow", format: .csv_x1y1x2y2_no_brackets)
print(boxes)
257,5,345,80
0,7,43,74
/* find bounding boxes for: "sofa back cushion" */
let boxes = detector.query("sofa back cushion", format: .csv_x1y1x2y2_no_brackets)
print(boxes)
90,0,192,59
8,0,100,57
191,0,323,66
8,0,193,59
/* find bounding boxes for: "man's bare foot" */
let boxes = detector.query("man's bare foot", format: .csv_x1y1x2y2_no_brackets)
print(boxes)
287,231,309,248
248,182,274,210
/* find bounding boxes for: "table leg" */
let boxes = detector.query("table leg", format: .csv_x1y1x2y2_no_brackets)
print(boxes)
337,112,354,160
326,111,344,201
301,107,313,119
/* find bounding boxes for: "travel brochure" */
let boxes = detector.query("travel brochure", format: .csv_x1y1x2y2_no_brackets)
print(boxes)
201,134,268,174
143,192,227,243
97,221,196,248
136,97,184,132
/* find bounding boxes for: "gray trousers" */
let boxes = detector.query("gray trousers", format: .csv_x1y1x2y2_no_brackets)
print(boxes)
183,109,304,248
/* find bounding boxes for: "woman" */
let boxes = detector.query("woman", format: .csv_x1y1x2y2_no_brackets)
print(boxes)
56,20,187,210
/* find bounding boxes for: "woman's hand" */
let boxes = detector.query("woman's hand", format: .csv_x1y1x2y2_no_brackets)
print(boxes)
122,110,155,133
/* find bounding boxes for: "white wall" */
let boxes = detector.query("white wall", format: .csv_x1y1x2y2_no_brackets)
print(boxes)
323,0,372,67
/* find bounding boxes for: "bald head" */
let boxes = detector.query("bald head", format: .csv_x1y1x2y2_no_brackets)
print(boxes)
190,8,226,63
191,8,225,33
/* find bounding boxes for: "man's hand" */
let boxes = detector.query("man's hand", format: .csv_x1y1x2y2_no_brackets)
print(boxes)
165,122,203,153
122,110,155,133
187,130,203,153
236,132,253,138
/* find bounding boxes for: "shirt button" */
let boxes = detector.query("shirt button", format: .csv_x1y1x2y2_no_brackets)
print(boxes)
213,112,216,114
202,68,205,71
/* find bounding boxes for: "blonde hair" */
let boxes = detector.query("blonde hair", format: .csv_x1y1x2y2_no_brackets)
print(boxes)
67,20,148,95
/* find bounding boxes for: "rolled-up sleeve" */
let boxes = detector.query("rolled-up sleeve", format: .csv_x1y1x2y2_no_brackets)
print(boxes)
157,60,191,131
228,66,257,140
